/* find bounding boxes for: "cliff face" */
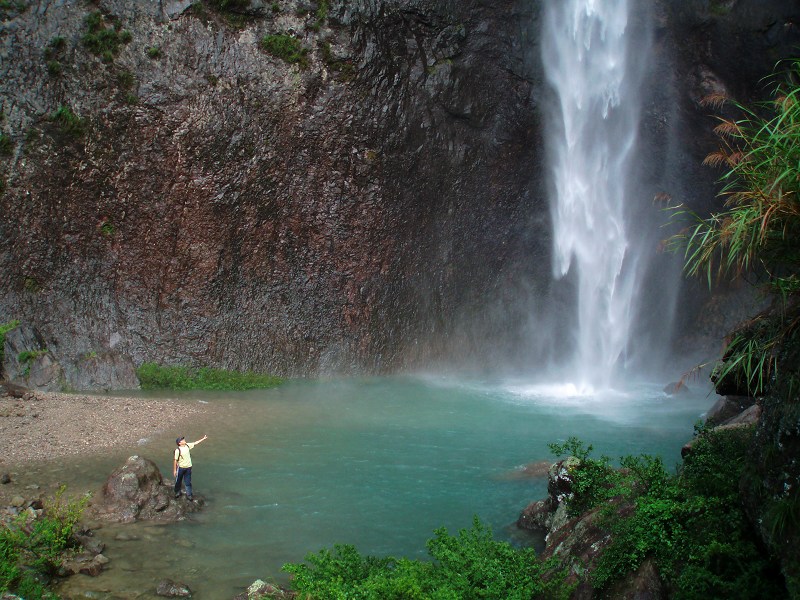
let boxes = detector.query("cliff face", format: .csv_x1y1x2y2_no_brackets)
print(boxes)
0,0,546,387
0,0,798,389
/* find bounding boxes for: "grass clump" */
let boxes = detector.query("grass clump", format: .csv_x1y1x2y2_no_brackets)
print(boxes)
0,134,12,156
49,105,86,137
549,431,786,596
283,517,570,599
18,349,47,364
43,37,66,75
82,11,132,62
0,319,20,366
0,486,89,599
209,0,251,10
137,362,284,391
146,46,161,59
667,59,800,397
260,33,309,69
308,0,328,31
320,41,355,80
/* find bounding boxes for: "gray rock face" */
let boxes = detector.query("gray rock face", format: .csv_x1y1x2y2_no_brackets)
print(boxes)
705,395,756,426
0,0,547,385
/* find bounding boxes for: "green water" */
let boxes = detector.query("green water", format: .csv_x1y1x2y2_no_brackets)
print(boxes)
54,376,715,599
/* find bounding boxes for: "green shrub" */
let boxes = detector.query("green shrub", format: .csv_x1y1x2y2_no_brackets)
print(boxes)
82,11,132,61
549,430,787,596
209,0,251,10
668,60,800,396
0,134,12,156
260,33,309,68
46,60,62,75
136,362,284,391
146,45,161,59
0,486,88,599
308,0,328,31
43,36,65,62
18,349,47,364
283,518,570,599
49,105,86,137
0,320,19,368
0,1,26,17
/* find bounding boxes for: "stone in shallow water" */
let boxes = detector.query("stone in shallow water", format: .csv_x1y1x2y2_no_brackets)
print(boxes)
156,578,192,597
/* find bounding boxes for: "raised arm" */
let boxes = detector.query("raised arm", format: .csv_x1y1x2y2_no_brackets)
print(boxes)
193,435,208,445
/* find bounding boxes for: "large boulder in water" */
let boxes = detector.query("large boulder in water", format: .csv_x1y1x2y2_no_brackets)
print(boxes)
89,455,202,523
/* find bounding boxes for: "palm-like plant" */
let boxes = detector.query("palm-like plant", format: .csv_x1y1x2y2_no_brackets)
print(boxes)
669,60,800,395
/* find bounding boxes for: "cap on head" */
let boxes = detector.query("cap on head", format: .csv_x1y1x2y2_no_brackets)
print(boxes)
176,436,185,445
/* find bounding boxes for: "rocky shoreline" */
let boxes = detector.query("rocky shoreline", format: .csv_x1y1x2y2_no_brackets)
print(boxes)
0,386,209,506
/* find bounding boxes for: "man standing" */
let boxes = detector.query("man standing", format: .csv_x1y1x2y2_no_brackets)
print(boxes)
174,434,208,501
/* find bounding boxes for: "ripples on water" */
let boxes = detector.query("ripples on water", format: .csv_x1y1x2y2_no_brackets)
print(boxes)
52,376,714,599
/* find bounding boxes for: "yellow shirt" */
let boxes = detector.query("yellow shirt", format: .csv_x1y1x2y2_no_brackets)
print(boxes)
174,443,195,469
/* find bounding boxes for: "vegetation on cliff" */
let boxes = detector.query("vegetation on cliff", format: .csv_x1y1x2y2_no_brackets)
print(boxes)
669,58,800,597
671,58,800,395
136,362,284,391
549,433,785,597
0,320,19,366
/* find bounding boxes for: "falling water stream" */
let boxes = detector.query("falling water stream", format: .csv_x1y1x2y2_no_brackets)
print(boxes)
542,0,648,390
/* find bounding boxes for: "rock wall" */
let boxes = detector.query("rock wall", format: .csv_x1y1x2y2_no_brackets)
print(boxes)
0,0,546,387
0,0,798,389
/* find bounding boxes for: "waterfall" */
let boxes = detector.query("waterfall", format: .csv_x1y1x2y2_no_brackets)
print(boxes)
542,0,649,390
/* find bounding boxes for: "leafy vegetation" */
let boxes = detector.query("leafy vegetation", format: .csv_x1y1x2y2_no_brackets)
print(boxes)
136,362,284,391
49,105,86,137
208,0,251,11
0,486,89,599
260,33,309,69
309,0,328,32
549,431,786,597
99,221,115,236
0,134,12,156
0,320,19,366
283,518,570,599
82,11,132,62
18,349,48,364
0,0,26,17
43,36,65,75
320,41,355,81
668,59,800,397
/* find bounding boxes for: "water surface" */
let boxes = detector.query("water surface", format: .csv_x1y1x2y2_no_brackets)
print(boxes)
53,376,715,599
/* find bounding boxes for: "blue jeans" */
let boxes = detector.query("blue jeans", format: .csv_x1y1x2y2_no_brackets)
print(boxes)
174,467,193,498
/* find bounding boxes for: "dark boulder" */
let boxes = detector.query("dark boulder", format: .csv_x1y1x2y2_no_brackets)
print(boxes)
89,455,202,523
705,395,756,426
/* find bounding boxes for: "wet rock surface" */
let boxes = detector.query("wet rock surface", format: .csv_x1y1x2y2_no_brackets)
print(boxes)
89,455,203,523
0,0,548,385
156,578,192,597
